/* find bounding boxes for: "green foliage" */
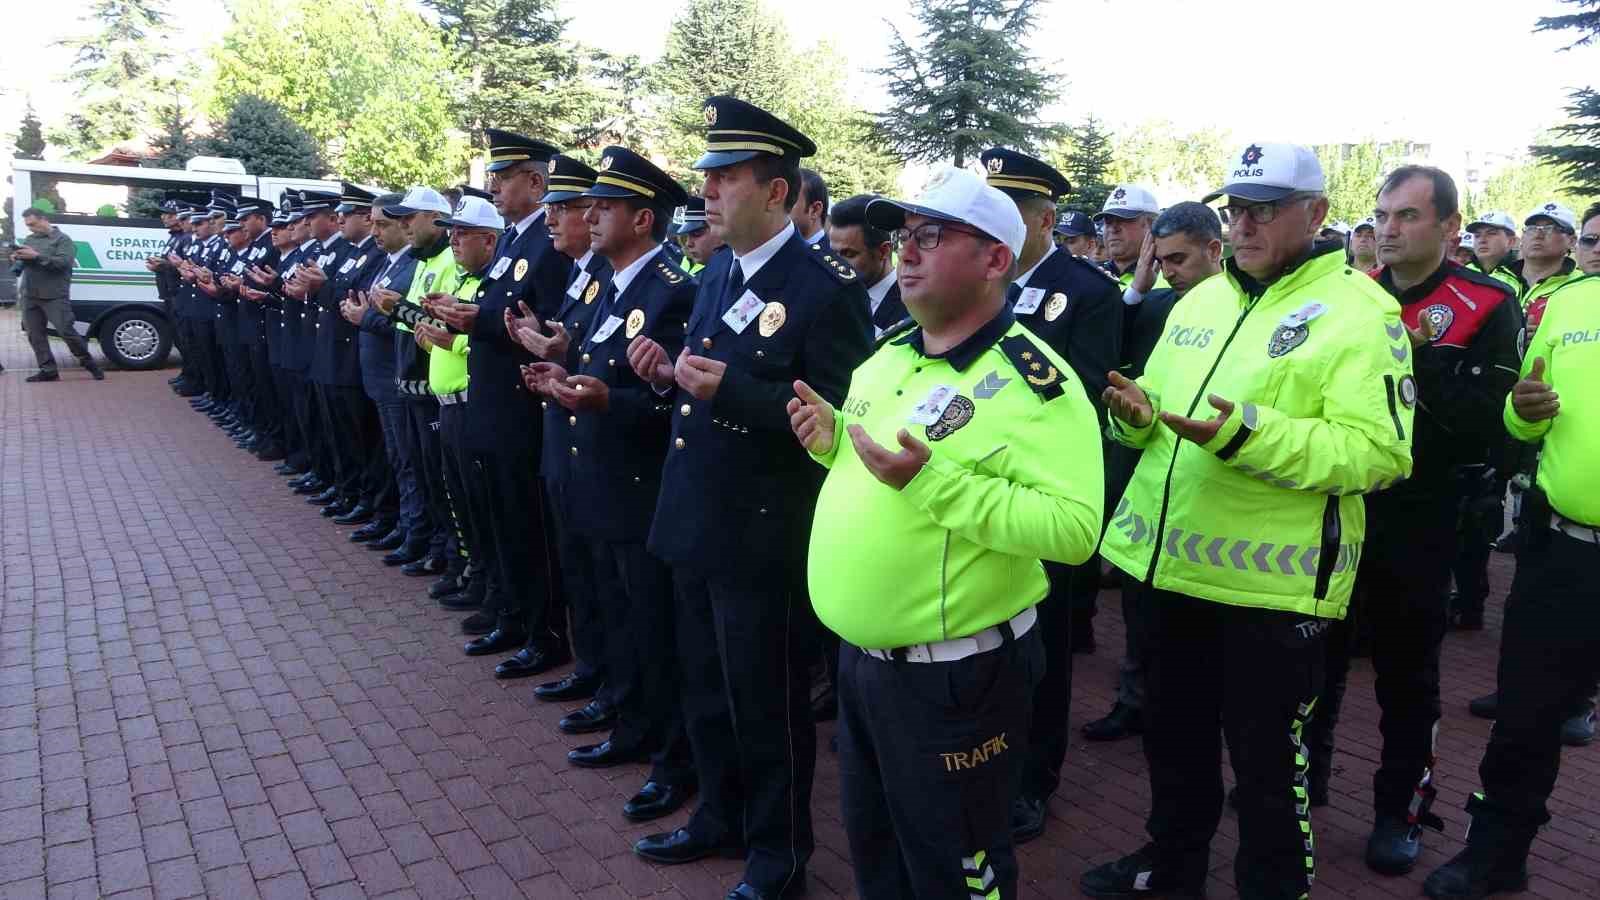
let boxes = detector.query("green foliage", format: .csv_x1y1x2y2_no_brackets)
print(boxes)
870,0,1063,167
209,95,323,178
210,0,466,187
1468,155,1585,223
1108,120,1231,204
648,0,898,193
125,82,204,218
14,103,46,160
1052,116,1116,214
1532,87,1600,193
423,0,623,153
1535,0,1600,47
53,0,173,156
1313,141,1406,225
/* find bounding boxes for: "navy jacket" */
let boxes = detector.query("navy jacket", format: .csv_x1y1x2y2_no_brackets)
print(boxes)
541,252,615,501
356,250,417,402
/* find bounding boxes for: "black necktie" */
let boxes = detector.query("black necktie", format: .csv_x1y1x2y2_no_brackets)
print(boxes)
1006,282,1022,306
720,259,745,315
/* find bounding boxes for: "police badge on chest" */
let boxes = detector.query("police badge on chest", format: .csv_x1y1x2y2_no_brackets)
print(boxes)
1267,301,1326,358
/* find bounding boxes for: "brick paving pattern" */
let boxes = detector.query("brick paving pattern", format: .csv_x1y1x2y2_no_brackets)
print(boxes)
1,310,1597,898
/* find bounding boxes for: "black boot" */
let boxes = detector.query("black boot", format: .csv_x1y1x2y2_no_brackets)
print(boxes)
1422,797,1533,899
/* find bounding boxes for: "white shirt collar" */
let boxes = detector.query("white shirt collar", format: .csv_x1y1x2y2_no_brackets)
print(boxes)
609,244,663,296
512,208,542,237
387,247,409,265
1014,242,1056,290
804,227,826,247
867,268,897,311
575,249,595,271
732,220,794,283
299,239,317,251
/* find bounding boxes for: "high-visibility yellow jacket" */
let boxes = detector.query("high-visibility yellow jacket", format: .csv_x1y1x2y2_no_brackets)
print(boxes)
1100,245,1414,620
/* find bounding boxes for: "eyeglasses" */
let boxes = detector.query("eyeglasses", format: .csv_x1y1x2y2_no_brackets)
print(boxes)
891,221,992,251
1219,194,1315,226
1579,234,1600,248
1524,224,1571,237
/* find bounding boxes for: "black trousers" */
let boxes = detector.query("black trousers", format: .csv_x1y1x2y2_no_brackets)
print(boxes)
247,342,279,448
472,449,565,643
839,627,1043,900
404,400,448,559
273,366,307,471
192,318,226,401
440,404,488,584
175,316,200,385
674,571,815,895
1309,495,1453,818
594,541,690,784
227,340,254,421
1142,587,1326,899
293,374,332,484
353,394,391,514
1451,470,1501,618
1018,559,1095,801
1477,528,1600,830
314,383,370,503
549,487,608,685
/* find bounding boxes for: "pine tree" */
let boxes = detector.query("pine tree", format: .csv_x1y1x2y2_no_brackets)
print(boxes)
1055,116,1116,215
14,102,46,160
126,83,204,217
869,0,1063,167
209,95,323,179
54,0,174,156
1531,0,1600,192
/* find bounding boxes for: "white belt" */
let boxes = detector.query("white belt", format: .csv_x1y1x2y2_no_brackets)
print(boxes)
1552,512,1600,546
861,605,1037,664
437,389,468,406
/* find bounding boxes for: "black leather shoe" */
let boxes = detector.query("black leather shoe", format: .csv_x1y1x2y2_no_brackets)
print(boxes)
321,499,355,518
1010,795,1047,845
464,627,527,656
429,572,464,598
439,588,478,611
460,611,495,635
176,387,204,397
25,371,61,383
369,529,407,552
1082,702,1144,741
255,445,286,462
1562,707,1595,746
633,828,744,866
400,554,447,576
726,878,804,900
384,543,428,567
333,504,374,525
309,486,340,504
1366,815,1423,876
568,740,646,769
86,363,105,381
495,644,569,679
623,780,694,822
559,700,616,735
292,479,327,495
273,463,300,476
1468,692,1498,720
1081,844,1200,898
349,520,389,543
534,672,603,703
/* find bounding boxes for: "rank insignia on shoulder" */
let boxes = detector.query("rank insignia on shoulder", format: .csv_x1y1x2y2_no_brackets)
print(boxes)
998,334,1064,400
655,260,684,284
814,247,857,282
926,395,975,441
1267,323,1308,358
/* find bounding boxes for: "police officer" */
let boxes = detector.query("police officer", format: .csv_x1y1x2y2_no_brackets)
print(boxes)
1095,184,1162,289
508,155,618,696
149,197,192,392
284,190,348,504
672,196,721,275
213,205,261,449
230,198,285,460
1053,210,1096,257
627,96,872,900
187,193,234,419
792,168,830,248
241,198,299,471
1083,142,1414,899
1312,166,1520,875
1422,273,1600,900
534,147,698,820
1515,203,1581,328
827,194,905,338
425,130,571,676
979,145,1124,844
1464,211,1523,294
1350,215,1378,271
792,168,1105,900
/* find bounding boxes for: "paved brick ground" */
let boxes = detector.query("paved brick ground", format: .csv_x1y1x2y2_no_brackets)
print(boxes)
1,310,1596,899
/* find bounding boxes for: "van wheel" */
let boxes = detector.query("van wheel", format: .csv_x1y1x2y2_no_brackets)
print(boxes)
100,309,172,370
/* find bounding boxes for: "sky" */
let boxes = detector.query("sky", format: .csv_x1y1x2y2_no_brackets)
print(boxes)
1,0,1593,173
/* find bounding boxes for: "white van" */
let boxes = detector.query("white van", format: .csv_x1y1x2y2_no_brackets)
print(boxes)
8,158,337,369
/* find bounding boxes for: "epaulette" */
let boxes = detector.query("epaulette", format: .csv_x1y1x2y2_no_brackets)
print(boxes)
998,333,1065,401
653,259,686,285
809,244,858,283
875,315,917,349
1073,255,1121,284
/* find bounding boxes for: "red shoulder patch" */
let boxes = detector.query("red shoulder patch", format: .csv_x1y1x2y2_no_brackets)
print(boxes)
1400,273,1510,348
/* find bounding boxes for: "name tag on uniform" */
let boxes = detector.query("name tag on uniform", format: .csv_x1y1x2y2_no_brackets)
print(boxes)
378,276,392,289
722,290,766,334
339,258,356,274
908,384,958,425
567,270,592,300
590,314,625,345
1013,286,1046,315
318,253,335,268
489,256,512,280
231,261,245,274
284,265,300,280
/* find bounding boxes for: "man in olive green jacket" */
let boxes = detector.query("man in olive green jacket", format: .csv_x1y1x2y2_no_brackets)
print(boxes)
14,207,103,381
